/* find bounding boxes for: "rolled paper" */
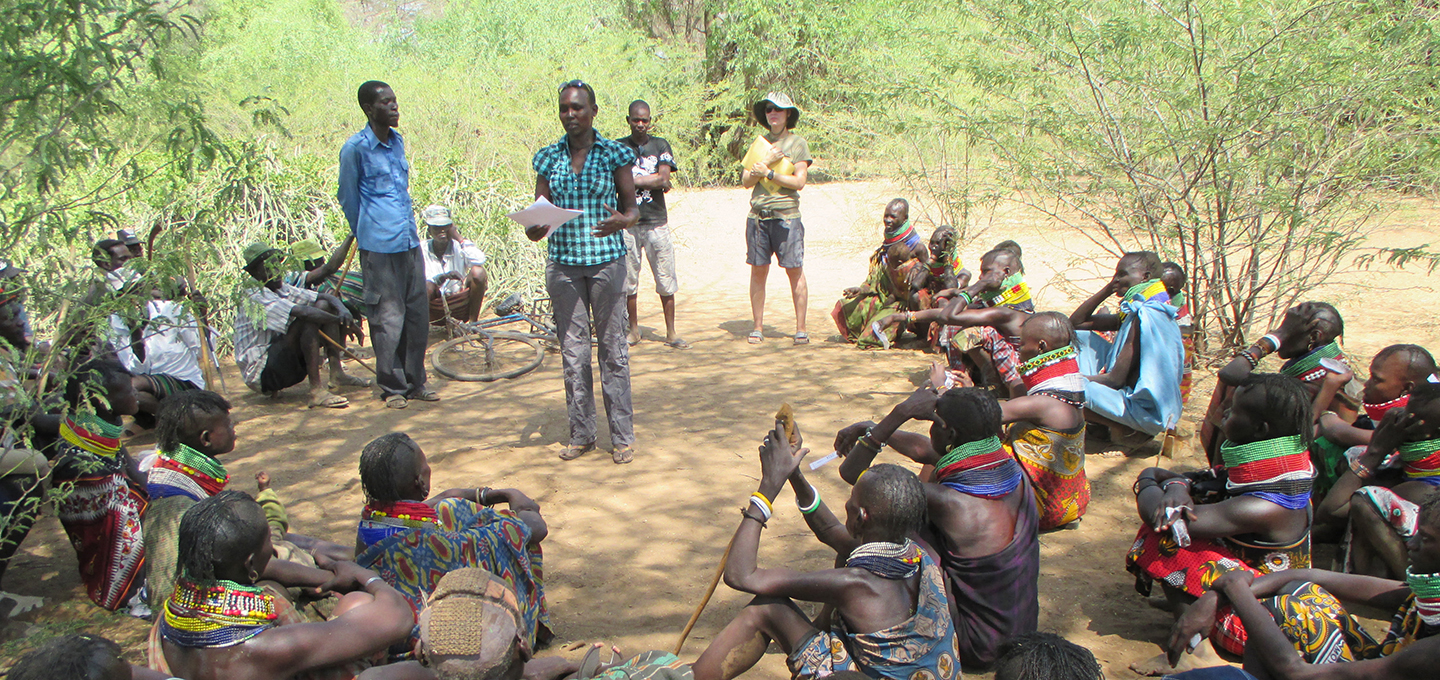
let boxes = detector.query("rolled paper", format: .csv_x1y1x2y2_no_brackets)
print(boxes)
809,451,840,470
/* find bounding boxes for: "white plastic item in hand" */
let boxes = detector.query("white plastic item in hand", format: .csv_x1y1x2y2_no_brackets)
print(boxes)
1166,506,1192,547
809,451,840,470
871,321,891,349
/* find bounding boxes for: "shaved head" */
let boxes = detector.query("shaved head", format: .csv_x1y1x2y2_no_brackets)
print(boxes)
854,464,926,541
981,247,1022,272
1375,344,1437,383
1023,312,1075,349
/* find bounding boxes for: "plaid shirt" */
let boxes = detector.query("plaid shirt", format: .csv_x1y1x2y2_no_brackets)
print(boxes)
532,132,636,267
232,283,319,387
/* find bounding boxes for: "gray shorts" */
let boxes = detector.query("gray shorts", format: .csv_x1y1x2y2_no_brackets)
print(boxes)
624,222,678,296
745,216,804,268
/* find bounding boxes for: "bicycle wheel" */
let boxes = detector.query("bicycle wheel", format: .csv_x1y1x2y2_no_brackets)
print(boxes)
431,331,544,382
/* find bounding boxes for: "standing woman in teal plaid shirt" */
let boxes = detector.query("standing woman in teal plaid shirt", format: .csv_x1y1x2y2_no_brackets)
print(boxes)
528,80,641,464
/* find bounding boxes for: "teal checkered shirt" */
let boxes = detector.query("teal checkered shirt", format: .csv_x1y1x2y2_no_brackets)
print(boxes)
532,132,636,267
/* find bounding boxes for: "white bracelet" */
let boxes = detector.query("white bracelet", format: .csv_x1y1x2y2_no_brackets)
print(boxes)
1260,334,1282,353
797,484,821,514
749,495,773,521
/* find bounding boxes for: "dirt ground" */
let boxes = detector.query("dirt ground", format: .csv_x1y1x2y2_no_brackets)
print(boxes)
5,181,1439,677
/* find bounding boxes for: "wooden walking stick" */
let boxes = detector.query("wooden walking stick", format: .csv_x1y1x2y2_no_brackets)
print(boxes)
184,254,225,395
674,404,801,655
317,330,377,376
327,237,358,300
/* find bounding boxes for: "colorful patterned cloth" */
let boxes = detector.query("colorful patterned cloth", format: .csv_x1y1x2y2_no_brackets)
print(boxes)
786,549,958,680
938,475,1040,667
1257,581,1370,664
1354,486,1420,541
1018,345,1086,407
1220,435,1315,510
1117,279,1171,322
1006,422,1088,530
1399,438,1440,486
355,497,550,647
598,651,693,680
935,436,1025,499
51,414,147,611
356,499,441,549
956,325,1026,386
834,252,918,349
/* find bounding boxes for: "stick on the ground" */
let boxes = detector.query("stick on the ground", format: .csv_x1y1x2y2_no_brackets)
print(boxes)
674,535,735,655
317,330,377,376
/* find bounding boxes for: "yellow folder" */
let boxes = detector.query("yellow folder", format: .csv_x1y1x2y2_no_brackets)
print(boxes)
740,135,795,194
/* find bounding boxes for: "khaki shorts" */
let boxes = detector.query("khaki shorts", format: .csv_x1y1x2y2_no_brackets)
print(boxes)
624,222,678,296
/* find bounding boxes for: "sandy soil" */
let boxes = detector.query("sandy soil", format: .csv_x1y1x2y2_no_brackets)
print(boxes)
5,181,1439,678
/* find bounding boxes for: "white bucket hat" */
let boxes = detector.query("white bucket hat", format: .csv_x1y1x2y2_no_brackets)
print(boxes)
753,92,800,129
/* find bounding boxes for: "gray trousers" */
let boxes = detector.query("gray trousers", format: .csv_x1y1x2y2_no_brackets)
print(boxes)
545,257,634,447
360,247,428,399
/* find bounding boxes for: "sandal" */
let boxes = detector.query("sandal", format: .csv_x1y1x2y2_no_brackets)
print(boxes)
666,337,692,350
408,389,440,402
309,390,350,409
793,332,810,345
559,441,596,461
329,372,373,389
747,330,763,344
385,395,408,410
612,445,635,465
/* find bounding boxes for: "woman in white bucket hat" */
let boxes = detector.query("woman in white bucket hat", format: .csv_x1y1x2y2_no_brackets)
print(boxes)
742,91,813,345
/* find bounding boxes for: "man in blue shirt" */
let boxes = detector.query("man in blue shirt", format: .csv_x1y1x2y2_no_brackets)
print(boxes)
337,80,437,408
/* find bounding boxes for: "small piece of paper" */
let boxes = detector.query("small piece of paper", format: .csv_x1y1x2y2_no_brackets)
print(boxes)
506,196,582,236
871,321,891,349
1319,356,1347,375
809,451,840,470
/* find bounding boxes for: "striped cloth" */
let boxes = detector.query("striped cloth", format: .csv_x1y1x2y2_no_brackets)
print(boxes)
1220,434,1315,510
147,444,228,502
1018,345,1086,406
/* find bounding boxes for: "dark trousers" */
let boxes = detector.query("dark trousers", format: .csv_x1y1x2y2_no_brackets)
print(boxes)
361,247,428,398
545,257,634,447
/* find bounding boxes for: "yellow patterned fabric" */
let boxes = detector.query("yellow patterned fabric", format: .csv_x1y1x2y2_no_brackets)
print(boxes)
1006,423,1088,530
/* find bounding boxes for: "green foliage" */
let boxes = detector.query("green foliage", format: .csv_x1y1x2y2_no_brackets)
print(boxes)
953,0,1440,352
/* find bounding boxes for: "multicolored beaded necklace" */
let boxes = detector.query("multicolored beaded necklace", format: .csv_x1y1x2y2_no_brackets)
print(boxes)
159,578,278,648
934,435,1023,499
882,220,920,249
1018,345,1086,407
846,539,922,580
1364,394,1410,423
1406,567,1440,626
1398,438,1440,483
363,500,440,527
148,443,229,501
980,272,1032,309
1220,434,1314,510
927,242,963,278
59,413,123,457
1280,341,1346,384
1123,279,1170,304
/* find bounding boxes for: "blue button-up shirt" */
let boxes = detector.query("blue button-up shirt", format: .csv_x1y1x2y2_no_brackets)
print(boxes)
337,126,419,254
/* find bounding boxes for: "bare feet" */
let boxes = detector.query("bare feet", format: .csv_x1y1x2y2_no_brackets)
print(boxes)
256,471,271,492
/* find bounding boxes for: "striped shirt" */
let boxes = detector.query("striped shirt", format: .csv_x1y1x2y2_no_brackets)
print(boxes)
532,132,636,267
232,283,318,387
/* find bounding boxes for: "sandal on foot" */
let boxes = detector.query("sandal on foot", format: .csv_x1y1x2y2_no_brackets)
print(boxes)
612,445,635,464
747,330,763,344
793,332,810,345
309,390,350,409
329,372,373,389
409,389,440,402
666,337,692,350
385,395,408,410
559,442,596,461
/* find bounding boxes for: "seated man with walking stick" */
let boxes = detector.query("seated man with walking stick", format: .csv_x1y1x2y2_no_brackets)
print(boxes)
233,242,369,409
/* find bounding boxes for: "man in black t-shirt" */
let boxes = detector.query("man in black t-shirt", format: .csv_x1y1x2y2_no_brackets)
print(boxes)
620,100,689,349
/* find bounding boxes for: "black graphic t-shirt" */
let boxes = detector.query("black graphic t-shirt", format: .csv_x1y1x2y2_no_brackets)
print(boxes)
621,135,678,228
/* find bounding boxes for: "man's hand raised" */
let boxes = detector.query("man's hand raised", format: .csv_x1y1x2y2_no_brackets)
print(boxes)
759,423,808,493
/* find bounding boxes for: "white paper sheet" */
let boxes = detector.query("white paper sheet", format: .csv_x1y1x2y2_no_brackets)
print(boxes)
809,451,840,470
506,197,583,237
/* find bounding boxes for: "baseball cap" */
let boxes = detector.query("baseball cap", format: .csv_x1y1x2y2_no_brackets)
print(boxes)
117,229,140,246
243,242,279,267
422,205,454,227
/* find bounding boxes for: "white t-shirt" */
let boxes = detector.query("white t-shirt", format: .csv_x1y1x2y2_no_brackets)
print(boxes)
109,300,207,388
422,238,486,296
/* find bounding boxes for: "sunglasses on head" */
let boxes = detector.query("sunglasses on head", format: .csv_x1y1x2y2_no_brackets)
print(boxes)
560,79,589,92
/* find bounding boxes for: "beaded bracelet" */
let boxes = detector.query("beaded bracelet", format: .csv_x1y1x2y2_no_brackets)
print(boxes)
741,507,768,528
1163,479,1190,492
956,291,974,307
1350,459,1374,480
797,484,822,514
1236,349,1259,369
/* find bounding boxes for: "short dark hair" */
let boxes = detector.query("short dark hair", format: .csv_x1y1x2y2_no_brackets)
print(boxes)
358,80,391,108
156,389,231,452
559,79,597,107
1023,312,1076,348
177,490,268,584
64,357,130,408
935,387,1003,444
1237,373,1314,449
1121,250,1163,276
1406,379,1440,412
91,239,125,268
8,633,127,680
994,632,1103,680
359,432,421,503
1375,344,1437,384
980,247,1023,274
628,99,650,116
855,463,926,540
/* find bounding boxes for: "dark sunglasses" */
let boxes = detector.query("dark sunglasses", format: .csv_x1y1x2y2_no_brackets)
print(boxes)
764,105,783,114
